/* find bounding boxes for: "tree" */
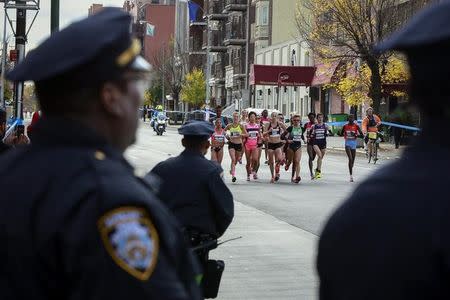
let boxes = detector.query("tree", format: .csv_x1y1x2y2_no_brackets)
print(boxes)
152,39,189,111
181,68,205,108
296,0,430,112
144,80,163,108
325,56,409,107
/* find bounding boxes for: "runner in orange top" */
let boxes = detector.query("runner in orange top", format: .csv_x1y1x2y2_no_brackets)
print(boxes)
341,114,364,182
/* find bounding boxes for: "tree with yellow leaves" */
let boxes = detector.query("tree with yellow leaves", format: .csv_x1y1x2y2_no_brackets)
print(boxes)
181,68,206,109
326,57,409,107
296,0,430,111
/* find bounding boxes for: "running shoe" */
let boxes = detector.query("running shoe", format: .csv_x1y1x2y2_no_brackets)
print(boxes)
285,164,290,171
350,176,354,182
275,174,280,181
270,177,275,183
238,159,242,164
232,176,237,183
247,175,250,181
265,160,269,165
314,169,319,178
253,172,258,180
295,177,301,184
275,164,280,174
315,171,322,179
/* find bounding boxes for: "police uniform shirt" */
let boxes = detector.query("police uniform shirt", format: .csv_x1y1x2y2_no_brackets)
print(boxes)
150,149,234,238
0,118,202,300
317,2,450,299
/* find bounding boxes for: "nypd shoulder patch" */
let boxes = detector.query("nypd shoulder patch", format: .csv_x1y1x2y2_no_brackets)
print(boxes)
98,207,159,281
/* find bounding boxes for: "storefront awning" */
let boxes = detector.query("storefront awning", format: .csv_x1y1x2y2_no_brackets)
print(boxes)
250,64,316,86
311,61,341,86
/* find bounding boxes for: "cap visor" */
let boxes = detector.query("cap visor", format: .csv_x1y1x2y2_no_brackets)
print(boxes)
129,56,152,73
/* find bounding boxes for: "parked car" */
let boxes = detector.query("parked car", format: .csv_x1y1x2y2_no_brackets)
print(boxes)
166,111,185,125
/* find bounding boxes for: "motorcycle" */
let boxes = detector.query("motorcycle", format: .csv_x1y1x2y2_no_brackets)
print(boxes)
152,114,167,136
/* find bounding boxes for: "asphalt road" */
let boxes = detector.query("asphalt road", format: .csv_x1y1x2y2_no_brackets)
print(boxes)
127,122,385,236
125,121,389,299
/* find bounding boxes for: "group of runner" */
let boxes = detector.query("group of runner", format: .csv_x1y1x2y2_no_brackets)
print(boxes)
210,108,378,183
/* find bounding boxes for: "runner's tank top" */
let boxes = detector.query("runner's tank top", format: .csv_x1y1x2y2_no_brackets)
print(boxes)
313,124,327,141
268,123,281,138
343,123,359,140
290,126,303,143
229,124,243,138
211,129,226,143
246,123,260,147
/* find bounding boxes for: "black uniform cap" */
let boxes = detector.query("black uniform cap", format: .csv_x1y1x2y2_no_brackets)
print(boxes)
7,7,151,85
178,121,215,140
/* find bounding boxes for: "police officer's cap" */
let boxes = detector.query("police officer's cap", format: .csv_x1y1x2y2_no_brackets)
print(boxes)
178,121,214,139
374,1,450,53
7,8,151,85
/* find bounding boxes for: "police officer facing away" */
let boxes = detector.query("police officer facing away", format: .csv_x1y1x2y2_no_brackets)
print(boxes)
317,3,450,299
149,120,234,240
0,9,202,300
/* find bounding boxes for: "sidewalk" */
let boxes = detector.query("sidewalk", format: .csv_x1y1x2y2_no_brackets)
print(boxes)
326,136,405,160
211,202,318,300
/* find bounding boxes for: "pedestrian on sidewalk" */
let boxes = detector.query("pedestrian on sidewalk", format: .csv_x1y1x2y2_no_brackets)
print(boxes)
143,105,148,122
317,3,450,299
341,114,364,182
0,9,202,300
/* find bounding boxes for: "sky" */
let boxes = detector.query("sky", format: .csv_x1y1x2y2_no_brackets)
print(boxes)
0,1,125,51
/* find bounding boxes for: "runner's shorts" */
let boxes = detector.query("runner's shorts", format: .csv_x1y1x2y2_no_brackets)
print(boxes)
314,140,327,150
345,139,357,150
228,142,243,152
268,142,284,151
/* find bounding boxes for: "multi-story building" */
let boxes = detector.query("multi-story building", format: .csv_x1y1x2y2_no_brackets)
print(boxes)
252,0,315,117
88,4,104,16
202,0,253,108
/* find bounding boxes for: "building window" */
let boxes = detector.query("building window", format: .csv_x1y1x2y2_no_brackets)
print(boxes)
257,2,269,26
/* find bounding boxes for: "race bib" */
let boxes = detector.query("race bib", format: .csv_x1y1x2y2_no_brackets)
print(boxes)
293,134,302,142
368,132,377,140
271,129,280,137
231,132,240,137
215,135,225,142
346,131,356,139
249,131,258,139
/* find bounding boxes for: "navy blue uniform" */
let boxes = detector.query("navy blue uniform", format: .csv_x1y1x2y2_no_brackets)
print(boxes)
150,150,234,238
318,2,450,299
0,118,202,300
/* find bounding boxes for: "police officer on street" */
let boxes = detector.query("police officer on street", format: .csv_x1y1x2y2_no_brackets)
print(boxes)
317,3,450,299
0,8,202,299
149,120,234,240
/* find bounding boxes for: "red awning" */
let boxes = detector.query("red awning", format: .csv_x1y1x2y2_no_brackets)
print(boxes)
311,61,340,86
250,64,316,86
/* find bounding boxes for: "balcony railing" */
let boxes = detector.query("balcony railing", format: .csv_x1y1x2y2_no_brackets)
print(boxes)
255,24,269,39
202,30,228,52
189,36,204,53
213,61,224,79
224,20,246,46
233,56,244,75
206,0,228,19
225,0,248,11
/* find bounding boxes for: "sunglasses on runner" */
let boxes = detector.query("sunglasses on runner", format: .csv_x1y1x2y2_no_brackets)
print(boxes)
293,119,301,122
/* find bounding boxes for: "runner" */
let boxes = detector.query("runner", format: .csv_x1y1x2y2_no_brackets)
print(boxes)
341,114,364,182
264,112,287,183
260,109,270,164
282,114,304,183
225,111,247,182
210,118,226,166
303,112,317,180
311,113,332,179
253,114,264,179
244,112,261,181
241,109,249,126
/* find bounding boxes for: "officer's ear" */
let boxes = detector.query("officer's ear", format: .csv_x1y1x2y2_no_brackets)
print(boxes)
99,82,126,117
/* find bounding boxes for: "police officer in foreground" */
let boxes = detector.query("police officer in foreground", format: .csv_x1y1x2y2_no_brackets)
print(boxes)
0,8,201,299
317,3,450,299
148,121,234,297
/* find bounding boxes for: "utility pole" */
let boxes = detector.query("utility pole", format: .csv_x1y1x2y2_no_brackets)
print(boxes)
14,0,26,120
51,0,59,33
1,2,8,109
205,14,211,108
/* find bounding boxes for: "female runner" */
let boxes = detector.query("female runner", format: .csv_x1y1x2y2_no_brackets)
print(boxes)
264,112,287,183
225,111,247,182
